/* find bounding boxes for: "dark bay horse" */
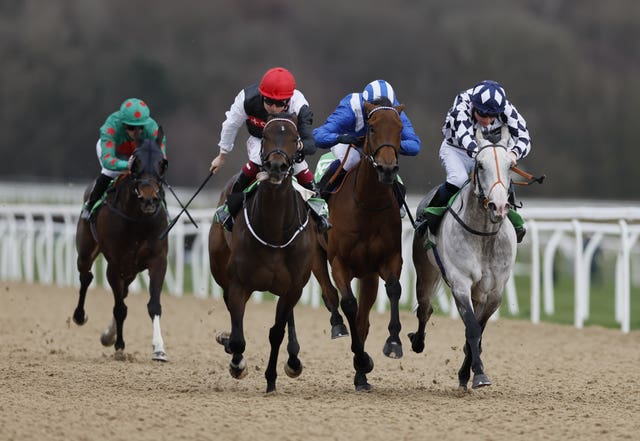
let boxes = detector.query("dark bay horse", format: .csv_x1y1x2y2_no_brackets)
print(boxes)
73,128,169,361
409,127,517,391
312,101,405,391
209,113,315,393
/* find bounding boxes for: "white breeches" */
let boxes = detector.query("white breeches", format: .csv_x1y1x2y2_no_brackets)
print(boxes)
439,140,475,188
331,143,361,172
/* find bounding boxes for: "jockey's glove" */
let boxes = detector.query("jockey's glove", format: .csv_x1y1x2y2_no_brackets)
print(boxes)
337,134,358,146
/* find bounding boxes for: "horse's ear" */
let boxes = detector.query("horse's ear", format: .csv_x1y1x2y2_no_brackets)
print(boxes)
156,126,164,146
134,127,144,145
160,158,168,175
364,101,375,115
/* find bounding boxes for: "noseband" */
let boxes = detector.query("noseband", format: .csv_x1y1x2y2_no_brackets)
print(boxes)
260,117,301,177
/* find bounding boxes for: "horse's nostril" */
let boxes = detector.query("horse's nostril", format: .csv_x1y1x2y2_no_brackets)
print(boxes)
279,163,288,173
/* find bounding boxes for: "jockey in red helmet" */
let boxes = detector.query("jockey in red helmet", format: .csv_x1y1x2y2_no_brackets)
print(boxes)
209,67,330,233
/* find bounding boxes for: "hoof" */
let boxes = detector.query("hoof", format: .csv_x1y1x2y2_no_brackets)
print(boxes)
456,385,469,396
72,312,88,326
382,339,403,359
266,382,277,394
472,373,491,389
215,332,232,354
215,331,230,345
331,323,349,339
284,360,303,378
354,372,372,392
114,349,126,361
100,330,116,347
407,331,425,353
229,359,248,379
152,350,168,362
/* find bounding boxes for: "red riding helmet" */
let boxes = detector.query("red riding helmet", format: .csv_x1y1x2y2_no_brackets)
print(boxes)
258,67,296,100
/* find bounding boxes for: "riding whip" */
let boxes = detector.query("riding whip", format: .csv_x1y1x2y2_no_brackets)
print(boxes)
159,171,213,240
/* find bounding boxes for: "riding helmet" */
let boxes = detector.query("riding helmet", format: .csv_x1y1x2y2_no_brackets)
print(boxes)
470,80,506,116
362,80,396,104
119,98,151,126
259,67,296,100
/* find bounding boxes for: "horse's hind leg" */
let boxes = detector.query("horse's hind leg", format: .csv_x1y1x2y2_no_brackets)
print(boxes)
73,222,98,326
408,237,438,353
283,312,303,378
312,243,347,338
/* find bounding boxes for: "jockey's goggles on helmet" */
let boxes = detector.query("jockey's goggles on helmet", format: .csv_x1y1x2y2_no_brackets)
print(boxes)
263,96,289,107
475,108,499,118
124,124,140,131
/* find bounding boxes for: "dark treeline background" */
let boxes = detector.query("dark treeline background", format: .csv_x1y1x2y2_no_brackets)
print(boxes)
1,0,638,200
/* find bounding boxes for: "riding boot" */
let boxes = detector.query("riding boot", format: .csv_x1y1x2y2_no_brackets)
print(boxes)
81,173,112,220
415,182,460,237
507,185,526,243
316,160,343,200
301,181,332,234
214,172,251,231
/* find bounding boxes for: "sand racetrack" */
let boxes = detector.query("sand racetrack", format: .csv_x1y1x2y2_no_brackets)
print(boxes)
1,281,638,441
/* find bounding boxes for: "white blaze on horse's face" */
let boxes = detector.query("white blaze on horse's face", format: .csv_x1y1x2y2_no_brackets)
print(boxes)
474,146,511,223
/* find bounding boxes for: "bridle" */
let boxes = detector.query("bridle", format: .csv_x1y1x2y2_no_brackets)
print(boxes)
362,106,400,167
259,117,301,178
473,144,510,210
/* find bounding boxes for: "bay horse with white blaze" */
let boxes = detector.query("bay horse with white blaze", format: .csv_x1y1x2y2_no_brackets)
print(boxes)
73,128,169,361
409,126,517,390
312,100,405,391
209,113,316,393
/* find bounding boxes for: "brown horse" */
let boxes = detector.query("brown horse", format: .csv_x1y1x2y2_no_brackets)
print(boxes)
209,113,316,393
312,101,405,391
73,128,169,361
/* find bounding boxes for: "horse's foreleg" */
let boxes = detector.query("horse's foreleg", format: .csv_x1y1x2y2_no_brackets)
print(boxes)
284,312,303,378
106,267,128,359
455,296,487,390
147,259,168,362
226,286,248,380
382,276,403,359
265,296,299,393
334,269,373,392
73,271,93,325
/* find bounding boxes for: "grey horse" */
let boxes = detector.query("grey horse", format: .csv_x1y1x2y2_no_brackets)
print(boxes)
408,127,517,391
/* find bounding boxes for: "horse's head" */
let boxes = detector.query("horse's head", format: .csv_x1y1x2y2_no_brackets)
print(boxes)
363,100,404,185
473,126,512,223
129,127,168,214
260,113,300,184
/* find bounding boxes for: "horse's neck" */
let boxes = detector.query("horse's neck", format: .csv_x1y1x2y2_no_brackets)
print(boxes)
353,160,393,203
248,182,301,233
455,184,492,229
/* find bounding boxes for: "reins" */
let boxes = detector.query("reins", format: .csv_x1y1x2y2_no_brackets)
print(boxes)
243,184,310,248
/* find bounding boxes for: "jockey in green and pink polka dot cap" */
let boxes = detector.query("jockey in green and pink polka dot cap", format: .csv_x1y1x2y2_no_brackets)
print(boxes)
80,98,167,221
